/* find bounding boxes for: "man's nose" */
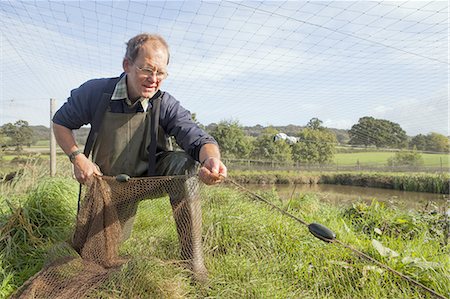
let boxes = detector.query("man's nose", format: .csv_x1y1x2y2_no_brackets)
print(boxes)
146,72,158,82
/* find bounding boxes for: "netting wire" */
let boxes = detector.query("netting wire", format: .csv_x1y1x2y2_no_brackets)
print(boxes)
0,1,447,136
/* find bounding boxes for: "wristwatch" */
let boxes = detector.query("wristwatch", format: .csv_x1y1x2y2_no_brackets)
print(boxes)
68,149,83,163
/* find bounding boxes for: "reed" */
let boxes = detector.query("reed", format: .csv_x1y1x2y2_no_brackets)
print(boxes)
230,170,450,194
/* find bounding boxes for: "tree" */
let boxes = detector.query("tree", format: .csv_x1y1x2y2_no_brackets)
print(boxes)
191,112,205,130
252,127,292,162
428,132,449,153
409,134,428,151
210,120,253,159
0,120,33,150
292,118,337,164
0,131,9,147
348,116,407,148
410,132,449,153
306,117,324,130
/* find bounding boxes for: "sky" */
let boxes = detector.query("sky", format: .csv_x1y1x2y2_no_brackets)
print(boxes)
0,0,448,136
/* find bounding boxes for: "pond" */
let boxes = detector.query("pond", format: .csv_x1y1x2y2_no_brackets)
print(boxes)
243,183,449,211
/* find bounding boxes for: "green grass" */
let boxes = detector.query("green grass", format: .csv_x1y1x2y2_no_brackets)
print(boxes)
334,152,450,167
87,186,448,298
0,176,78,296
2,172,448,298
0,155,25,162
33,140,50,147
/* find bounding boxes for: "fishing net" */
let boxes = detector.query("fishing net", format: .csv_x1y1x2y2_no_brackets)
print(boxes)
7,173,448,298
11,174,204,299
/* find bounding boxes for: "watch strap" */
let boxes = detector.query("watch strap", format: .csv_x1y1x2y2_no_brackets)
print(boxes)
68,149,83,163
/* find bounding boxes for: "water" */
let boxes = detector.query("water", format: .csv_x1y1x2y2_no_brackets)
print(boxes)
244,183,448,211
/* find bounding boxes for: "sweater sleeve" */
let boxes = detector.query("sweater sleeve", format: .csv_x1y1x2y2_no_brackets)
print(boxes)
159,92,218,161
52,78,109,130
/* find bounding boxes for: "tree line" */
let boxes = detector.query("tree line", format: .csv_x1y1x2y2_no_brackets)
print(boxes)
1,116,449,165
207,116,449,165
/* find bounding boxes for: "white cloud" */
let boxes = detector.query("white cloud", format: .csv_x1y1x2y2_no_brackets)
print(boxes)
0,0,447,137
324,118,354,130
372,94,449,136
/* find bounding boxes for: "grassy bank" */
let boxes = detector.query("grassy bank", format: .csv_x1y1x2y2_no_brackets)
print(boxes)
228,170,450,194
1,171,449,298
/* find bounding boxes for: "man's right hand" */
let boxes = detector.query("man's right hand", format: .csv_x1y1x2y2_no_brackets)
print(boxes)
72,153,102,184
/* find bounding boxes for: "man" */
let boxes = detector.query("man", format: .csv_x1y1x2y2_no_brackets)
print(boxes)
52,33,227,281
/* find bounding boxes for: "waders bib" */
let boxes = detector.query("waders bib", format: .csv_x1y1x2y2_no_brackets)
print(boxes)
88,95,207,281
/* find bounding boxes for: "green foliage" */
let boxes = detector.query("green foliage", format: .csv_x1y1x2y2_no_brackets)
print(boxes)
428,132,450,152
410,132,450,153
342,201,429,239
319,172,449,194
0,177,78,294
349,116,407,148
391,173,449,193
410,134,428,151
387,149,424,167
229,170,450,194
252,127,292,162
0,120,34,151
210,120,254,159
306,117,324,130
292,125,337,164
2,181,449,298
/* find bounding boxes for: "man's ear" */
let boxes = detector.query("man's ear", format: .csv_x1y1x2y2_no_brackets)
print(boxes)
123,58,130,73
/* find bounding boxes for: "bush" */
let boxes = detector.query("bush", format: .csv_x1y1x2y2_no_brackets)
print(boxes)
341,200,442,240
387,150,424,167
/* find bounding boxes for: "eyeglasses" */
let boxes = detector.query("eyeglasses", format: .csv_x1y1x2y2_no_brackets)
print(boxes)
134,64,168,80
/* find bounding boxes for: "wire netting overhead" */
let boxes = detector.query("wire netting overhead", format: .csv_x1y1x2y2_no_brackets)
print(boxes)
0,1,448,135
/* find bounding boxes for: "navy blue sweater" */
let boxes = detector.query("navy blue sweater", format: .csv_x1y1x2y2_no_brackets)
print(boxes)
52,75,217,161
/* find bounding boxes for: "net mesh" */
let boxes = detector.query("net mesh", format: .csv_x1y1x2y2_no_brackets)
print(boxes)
11,174,204,298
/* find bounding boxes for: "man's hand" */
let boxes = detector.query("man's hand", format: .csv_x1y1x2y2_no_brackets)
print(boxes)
72,154,102,184
198,157,227,185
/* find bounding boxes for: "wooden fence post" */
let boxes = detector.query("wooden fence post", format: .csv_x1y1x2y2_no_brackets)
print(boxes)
50,98,56,176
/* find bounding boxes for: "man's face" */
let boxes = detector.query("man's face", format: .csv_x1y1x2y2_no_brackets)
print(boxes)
123,42,169,100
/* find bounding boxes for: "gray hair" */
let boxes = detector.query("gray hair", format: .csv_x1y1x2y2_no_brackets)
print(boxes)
125,33,170,64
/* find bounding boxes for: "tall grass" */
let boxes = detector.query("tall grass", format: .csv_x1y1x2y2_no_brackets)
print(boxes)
0,162,78,297
1,163,448,298
88,186,448,298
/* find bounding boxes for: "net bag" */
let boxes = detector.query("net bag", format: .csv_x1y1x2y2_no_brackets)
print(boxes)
11,174,204,298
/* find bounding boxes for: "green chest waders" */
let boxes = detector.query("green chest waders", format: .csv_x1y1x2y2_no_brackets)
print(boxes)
91,108,150,242
82,91,207,281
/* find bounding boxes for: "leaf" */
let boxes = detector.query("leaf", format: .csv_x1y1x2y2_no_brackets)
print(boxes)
363,265,384,274
330,260,353,269
402,257,441,269
374,228,382,235
395,218,408,224
341,219,351,233
371,239,399,258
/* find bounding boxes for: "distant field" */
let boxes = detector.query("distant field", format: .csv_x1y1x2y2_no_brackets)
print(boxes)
334,152,449,167
34,140,50,147
1,150,449,170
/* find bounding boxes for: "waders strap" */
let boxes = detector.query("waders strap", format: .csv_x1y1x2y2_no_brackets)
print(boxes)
77,78,119,213
148,93,162,176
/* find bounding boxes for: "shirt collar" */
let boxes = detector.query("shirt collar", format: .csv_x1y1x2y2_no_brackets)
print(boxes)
111,74,150,111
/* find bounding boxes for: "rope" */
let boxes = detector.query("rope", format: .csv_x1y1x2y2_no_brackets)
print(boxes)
224,177,447,299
